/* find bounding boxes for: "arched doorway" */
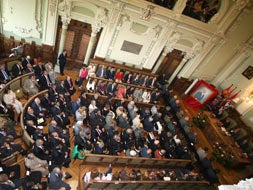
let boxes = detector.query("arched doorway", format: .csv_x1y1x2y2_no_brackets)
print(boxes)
55,18,99,69
156,49,183,80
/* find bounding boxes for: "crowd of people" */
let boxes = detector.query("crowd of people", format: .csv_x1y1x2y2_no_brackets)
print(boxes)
0,53,220,189
76,64,168,107
83,164,201,185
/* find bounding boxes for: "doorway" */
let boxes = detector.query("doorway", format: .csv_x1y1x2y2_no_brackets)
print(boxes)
55,18,93,69
156,49,183,79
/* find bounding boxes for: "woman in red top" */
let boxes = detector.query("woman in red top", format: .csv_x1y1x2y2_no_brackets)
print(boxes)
78,66,89,89
116,85,126,99
115,69,124,82
154,149,166,159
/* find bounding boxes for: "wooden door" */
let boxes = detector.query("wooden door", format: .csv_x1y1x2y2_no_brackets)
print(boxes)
156,49,183,78
55,18,92,69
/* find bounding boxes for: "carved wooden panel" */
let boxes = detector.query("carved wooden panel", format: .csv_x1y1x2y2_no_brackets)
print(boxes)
64,30,75,56
77,34,90,60
42,44,54,62
156,49,182,77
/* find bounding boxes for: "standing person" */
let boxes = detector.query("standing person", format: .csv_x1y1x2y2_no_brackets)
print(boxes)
58,50,67,76
78,66,88,89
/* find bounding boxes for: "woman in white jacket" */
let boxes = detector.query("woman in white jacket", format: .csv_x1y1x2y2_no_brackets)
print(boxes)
142,90,151,103
3,88,23,114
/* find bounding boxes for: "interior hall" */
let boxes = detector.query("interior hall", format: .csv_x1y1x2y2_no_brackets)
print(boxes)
0,0,253,190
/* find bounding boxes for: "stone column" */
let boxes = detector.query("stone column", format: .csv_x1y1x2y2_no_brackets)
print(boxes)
83,28,99,65
152,46,173,73
55,16,70,73
83,7,108,65
168,55,190,84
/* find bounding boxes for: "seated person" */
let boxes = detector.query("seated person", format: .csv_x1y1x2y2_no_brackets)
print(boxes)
0,162,20,181
0,64,11,84
131,74,141,85
86,78,96,93
64,76,76,96
116,85,126,99
11,61,24,78
123,72,133,83
106,82,117,96
96,65,107,78
3,88,23,116
0,141,25,157
0,100,15,122
97,81,107,95
126,87,135,100
32,139,51,161
25,153,49,177
142,90,151,103
71,144,86,160
22,75,39,95
0,173,26,190
115,69,124,82
49,167,71,190
140,146,152,158
133,88,143,102
106,67,116,80
150,91,160,104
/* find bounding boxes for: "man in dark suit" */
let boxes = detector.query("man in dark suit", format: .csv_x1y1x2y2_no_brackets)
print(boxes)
25,107,38,126
131,74,141,85
48,84,58,103
11,61,23,78
0,64,11,84
146,77,157,88
32,139,51,161
96,65,107,78
39,70,51,90
41,92,53,113
139,75,149,87
0,173,26,190
30,98,47,123
150,91,160,104
58,50,67,75
106,82,117,96
64,76,76,96
0,100,15,121
123,73,133,83
34,62,45,79
22,55,32,70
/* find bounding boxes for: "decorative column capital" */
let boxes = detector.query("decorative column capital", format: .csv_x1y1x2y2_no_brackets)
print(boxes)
183,51,195,62
162,46,173,56
93,7,108,34
61,16,71,28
